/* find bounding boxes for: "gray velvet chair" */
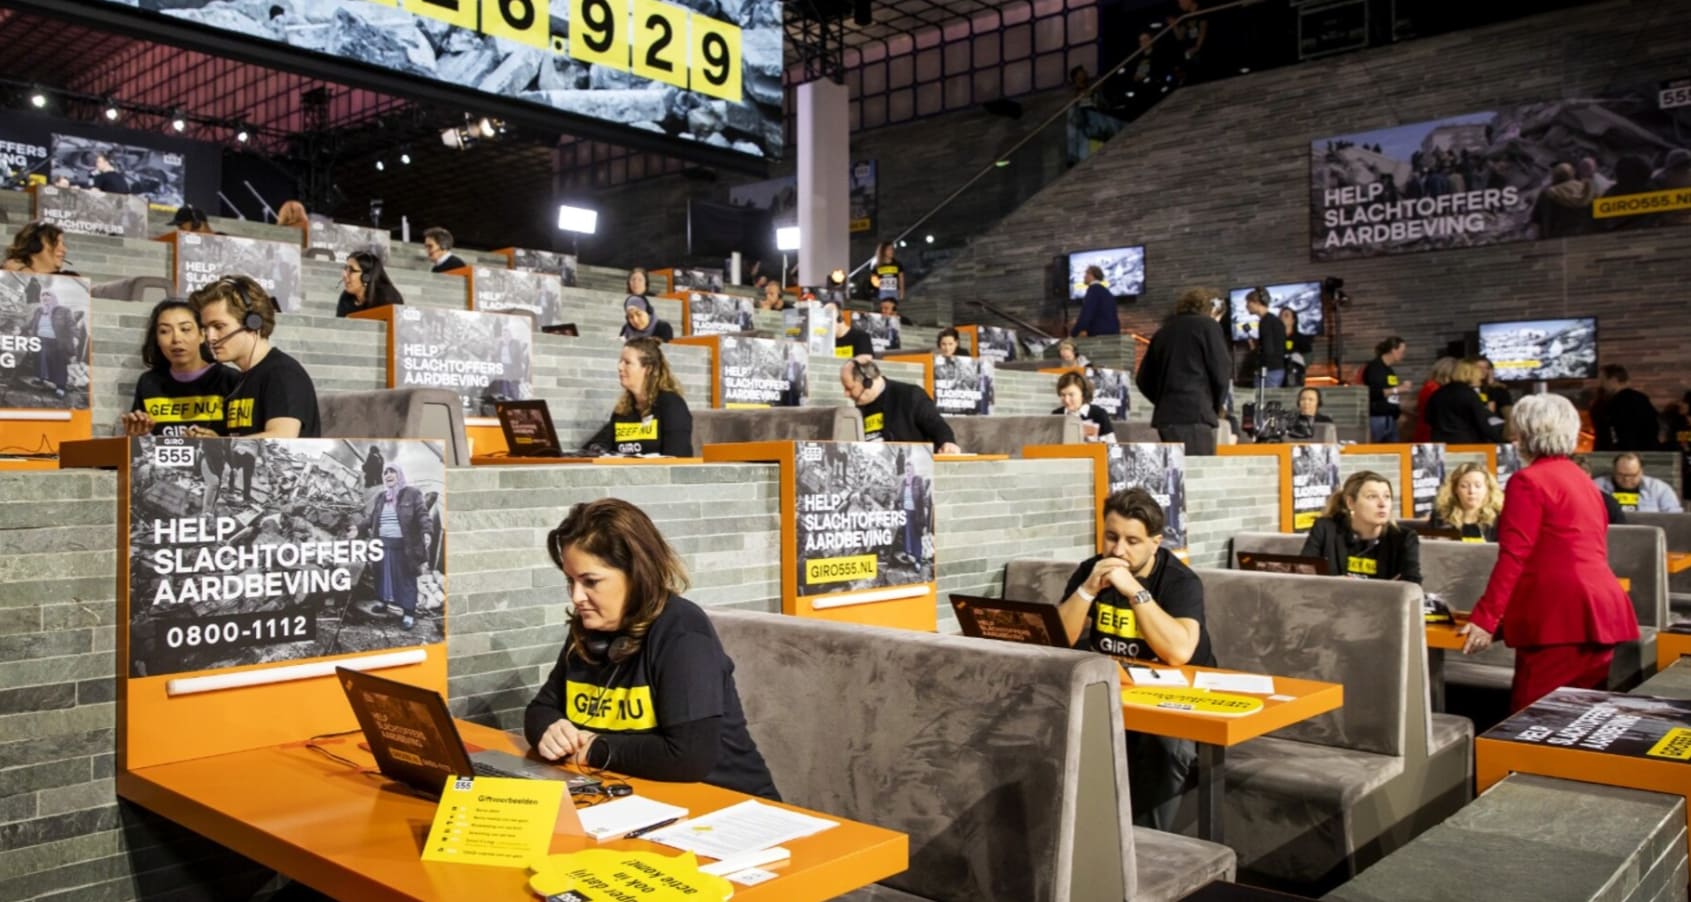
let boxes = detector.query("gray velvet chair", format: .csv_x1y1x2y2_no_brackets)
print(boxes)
703,608,1236,902
1626,512,1691,611
317,388,469,466
943,414,1082,456
689,406,863,456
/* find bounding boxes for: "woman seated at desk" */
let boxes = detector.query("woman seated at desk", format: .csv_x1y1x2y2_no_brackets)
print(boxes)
335,250,404,318
3,221,77,275
524,498,780,799
621,294,674,343
1052,371,1115,443
1286,387,1334,441
1428,462,1503,542
119,299,237,437
585,337,692,456
1302,470,1422,583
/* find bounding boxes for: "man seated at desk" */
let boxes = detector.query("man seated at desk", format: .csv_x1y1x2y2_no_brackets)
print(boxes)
1593,452,1683,513
1056,487,1215,829
839,357,960,454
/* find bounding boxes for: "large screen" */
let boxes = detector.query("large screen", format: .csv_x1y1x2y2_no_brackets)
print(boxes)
79,0,783,162
1068,246,1145,300
1227,282,1323,342
1478,318,1599,382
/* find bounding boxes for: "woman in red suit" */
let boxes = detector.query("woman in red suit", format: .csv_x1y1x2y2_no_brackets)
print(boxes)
1460,393,1639,712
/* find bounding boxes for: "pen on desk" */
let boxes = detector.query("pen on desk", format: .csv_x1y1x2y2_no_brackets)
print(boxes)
623,817,681,840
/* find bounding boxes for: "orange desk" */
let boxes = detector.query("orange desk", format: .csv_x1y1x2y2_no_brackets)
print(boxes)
1425,615,1470,713
1119,665,1343,843
119,721,907,902
1670,552,1691,575
1661,627,1691,672
935,453,1009,462
470,455,704,466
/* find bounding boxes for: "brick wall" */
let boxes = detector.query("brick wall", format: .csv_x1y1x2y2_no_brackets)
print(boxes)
1186,455,1283,570
917,0,1691,409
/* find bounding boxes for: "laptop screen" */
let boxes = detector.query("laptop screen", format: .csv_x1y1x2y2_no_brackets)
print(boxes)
950,594,1071,649
1235,552,1332,576
337,667,476,794
496,400,562,457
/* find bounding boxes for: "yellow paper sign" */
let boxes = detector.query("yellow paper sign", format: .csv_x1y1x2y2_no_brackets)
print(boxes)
421,775,566,869
1647,727,1691,761
1121,687,1265,717
530,848,734,901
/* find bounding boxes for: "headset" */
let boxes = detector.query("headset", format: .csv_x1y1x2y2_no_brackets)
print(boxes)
851,357,878,388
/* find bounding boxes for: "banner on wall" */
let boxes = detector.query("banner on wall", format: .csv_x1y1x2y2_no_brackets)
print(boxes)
1106,444,1187,548
857,311,901,354
126,436,447,677
0,131,49,187
1310,86,1691,261
35,183,148,237
471,267,564,328
1496,443,1523,488
671,268,725,293
688,292,755,336
972,326,1019,364
1486,688,1691,763
308,217,392,263
794,441,934,596
1291,444,1342,531
784,302,835,360
849,160,877,233
720,335,807,408
51,132,187,207
1411,443,1446,518
395,307,531,417
508,248,577,287
933,355,994,416
0,273,91,410
1088,367,1132,421
174,233,301,313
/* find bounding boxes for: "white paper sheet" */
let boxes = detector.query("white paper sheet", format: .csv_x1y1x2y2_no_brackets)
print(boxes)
1127,667,1190,687
646,800,837,860
1191,672,1276,694
576,795,689,841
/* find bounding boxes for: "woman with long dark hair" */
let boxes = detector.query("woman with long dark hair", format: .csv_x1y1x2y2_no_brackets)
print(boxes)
335,250,404,317
120,299,236,437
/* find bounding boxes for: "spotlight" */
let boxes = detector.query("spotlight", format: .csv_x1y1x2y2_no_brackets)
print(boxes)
102,99,120,122
477,116,495,137
29,88,46,108
170,109,186,132
375,160,385,172
556,203,598,235
440,126,468,149
924,234,934,244
399,149,412,165
994,159,1010,168
775,226,800,251
897,240,907,248
235,124,250,143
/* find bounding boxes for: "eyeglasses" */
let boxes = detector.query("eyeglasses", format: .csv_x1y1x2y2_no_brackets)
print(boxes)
343,265,361,274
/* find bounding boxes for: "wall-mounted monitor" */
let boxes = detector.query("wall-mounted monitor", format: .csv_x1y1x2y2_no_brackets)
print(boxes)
1068,246,1145,300
1227,282,1323,342
1477,317,1599,382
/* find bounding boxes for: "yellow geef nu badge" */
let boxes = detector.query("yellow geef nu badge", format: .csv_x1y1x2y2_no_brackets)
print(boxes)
863,413,883,434
530,849,733,901
144,394,224,423
565,680,658,730
1347,556,1378,576
615,419,659,443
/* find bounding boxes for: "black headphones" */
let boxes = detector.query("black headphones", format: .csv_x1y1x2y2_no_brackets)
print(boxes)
223,277,267,334
852,358,876,387
578,630,639,663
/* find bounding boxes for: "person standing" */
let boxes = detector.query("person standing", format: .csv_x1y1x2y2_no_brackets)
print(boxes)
1413,357,1456,443
1363,336,1411,443
1460,394,1640,712
422,227,467,273
1245,288,1285,387
22,290,82,400
1135,288,1231,456
1071,265,1120,338
1592,365,1660,451
870,241,904,305
1425,358,1503,444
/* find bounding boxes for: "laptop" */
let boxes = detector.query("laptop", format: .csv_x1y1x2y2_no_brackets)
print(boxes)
495,399,565,458
1414,526,1464,542
335,666,600,796
1235,552,1332,576
950,594,1072,649
540,323,580,337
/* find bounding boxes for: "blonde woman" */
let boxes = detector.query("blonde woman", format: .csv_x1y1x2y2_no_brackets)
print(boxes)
1428,462,1503,542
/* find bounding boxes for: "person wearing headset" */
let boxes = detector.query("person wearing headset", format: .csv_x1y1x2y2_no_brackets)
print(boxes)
335,250,405,317
189,275,321,438
1301,470,1422,582
120,299,237,437
1286,386,1334,440
3,221,75,275
585,337,693,456
839,356,960,453
523,498,780,799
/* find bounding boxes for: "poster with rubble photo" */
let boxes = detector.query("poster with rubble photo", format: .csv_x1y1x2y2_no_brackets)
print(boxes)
507,248,578,286
688,292,755,336
50,132,186,207
971,326,1019,364
1484,688,1691,763
671,268,725,294
33,183,148,238
784,302,835,360
1496,443,1524,488
0,131,49,189
933,354,993,416
1411,443,1446,518
1088,367,1132,421
174,233,301,313
794,441,934,597
307,217,391,264
1310,83,1691,262
856,311,901,354
394,307,532,417
0,273,91,410
471,267,564,329
719,334,807,408
1106,443,1187,548
125,436,447,677
849,160,877,233
1292,444,1343,531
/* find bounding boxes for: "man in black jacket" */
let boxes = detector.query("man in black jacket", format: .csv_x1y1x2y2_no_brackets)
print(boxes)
1135,288,1232,455
423,227,468,273
1592,365,1660,451
840,357,960,453
1246,288,1286,387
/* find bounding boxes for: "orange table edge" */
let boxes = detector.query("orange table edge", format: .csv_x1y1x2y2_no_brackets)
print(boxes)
1669,552,1691,575
1117,665,1344,747
118,721,907,902
935,453,1009,462
470,456,705,466
1659,630,1691,672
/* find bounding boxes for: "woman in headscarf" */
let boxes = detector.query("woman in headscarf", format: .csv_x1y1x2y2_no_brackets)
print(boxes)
621,294,674,343
361,462,432,631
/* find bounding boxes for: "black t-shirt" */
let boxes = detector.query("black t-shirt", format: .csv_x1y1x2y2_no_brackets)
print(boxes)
833,327,874,359
1052,403,1116,441
130,365,239,437
873,261,902,297
522,596,779,799
1257,312,1287,368
587,391,693,456
1362,357,1401,417
1061,548,1216,667
859,378,956,449
224,347,321,437
92,171,129,194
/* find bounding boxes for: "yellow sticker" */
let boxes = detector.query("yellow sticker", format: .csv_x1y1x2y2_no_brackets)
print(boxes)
614,419,659,442
144,394,224,424
531,849,733,901
569,0,630,69
1347,555,1378,576
1613,492,1640,509
806,554,877,585
404,0,477,30
564,681,657,730
834,345,855,358
1121,686,1265,717
1386,374,1399,387
1593,187,1691,219
689,13,741,102
481,0,552,50
1294,510,1319,531
1646,727,1691,761
421,775,564,868
225,397,254,431
864,412,884,434
1093,602,1142,639
632,0,690,88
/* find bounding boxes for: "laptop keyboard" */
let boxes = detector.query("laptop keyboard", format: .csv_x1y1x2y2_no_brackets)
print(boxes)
471,760,528,780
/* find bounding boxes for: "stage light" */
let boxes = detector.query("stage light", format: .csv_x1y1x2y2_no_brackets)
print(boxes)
477,116,495,137
375,160,385,172
399,148,412,165
28,88,46,108
170,109,186,132
775,226,800,251
557,204,598,234
102,99,120,122
897,240,907,248
235,124,250,143
924,234,934,244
